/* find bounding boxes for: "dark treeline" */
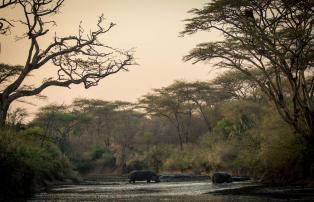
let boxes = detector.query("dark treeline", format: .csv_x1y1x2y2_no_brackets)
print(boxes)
0,69,311,199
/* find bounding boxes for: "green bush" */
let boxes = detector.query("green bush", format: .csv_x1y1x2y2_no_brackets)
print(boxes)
90,145,116,168
90,145,107,160
101,149,116,168
127,160,148,172
144,145,170,172
257,111,306,183
0,127,76,199
69,151,93,173
163,145,210,173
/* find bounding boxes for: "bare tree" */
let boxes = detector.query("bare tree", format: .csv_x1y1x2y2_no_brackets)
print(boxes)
0,0,19,34
0,0,135,125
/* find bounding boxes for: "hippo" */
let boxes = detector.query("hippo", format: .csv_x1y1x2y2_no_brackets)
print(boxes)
212,172,232,183
128,170,160,183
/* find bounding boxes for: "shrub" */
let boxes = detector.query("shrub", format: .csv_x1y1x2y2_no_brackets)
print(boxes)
101,149,116,168
163,145,210,173
90,145,107,160
144,145,170,172
257,111,306,183
126,160,148,172
0,127,76,199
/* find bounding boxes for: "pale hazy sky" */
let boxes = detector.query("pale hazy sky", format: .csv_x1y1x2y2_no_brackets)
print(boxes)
1,0,221,117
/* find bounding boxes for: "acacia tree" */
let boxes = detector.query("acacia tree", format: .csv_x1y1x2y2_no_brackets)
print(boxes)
32,104,90,153
0,0,135,125
72,98,118,147
139,82,215,150
182,0,314,140
138,87,187,150
111,101,142,173
212,70,263,100
169,81,229,134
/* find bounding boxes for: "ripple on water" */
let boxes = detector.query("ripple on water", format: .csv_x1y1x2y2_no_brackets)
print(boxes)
29,181,275,202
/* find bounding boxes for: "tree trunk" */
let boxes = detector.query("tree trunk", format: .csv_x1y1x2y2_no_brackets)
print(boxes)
176,125,183,151
119,147,127,173
198,104,212,134
173,114,183,150
0,99,9,126
184,109,192,144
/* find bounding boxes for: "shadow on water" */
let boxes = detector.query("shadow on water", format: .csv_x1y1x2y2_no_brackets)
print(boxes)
24,180,298,202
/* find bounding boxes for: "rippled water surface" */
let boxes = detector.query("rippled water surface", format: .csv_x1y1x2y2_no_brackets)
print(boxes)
27,180,283,202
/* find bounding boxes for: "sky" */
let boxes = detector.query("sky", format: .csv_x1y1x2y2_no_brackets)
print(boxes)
1,0,221,119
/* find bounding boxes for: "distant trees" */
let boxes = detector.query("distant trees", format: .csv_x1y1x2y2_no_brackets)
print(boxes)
72,99,117,147
6,107,28,127
182,0,314,139
32,99,144,173
28,77,308,180
32,104,90,153
168,81,229,133
138,80,228,150
0,0,135,125
139,84,188,150
212,70,262,100
108,101,142,172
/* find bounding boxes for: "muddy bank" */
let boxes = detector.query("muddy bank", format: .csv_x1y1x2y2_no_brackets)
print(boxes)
211,185,314,201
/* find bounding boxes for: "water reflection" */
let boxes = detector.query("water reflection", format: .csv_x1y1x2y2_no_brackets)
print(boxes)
28,181,276,202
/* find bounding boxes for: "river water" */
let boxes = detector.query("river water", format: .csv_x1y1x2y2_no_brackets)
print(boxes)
27,180,284,202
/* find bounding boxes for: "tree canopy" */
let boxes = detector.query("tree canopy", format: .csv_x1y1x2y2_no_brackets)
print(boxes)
182,0,314,138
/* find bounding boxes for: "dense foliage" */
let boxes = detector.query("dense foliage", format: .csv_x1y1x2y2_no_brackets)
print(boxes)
0,127,76,199
2,68,312,199
181,0,314,179
25,73,313,183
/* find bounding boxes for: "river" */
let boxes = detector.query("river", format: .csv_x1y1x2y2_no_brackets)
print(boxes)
27,180,290,202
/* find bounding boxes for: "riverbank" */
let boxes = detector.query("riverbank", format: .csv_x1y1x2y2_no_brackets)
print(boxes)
28,180,264,202
211,185,314,201
29,179,314,202
7,175,314,202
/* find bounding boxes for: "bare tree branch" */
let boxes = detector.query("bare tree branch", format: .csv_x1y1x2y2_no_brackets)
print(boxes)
0,0,135,125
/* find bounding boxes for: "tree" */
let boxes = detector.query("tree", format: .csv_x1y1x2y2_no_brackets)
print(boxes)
182,0,314,140
72,98,117,147
139,86,189,150
6,107,28,126
32,104,90,153
138,81,221,149
110,102,143,173
168,80,229,134
0,0,135,125
213,70,262,100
